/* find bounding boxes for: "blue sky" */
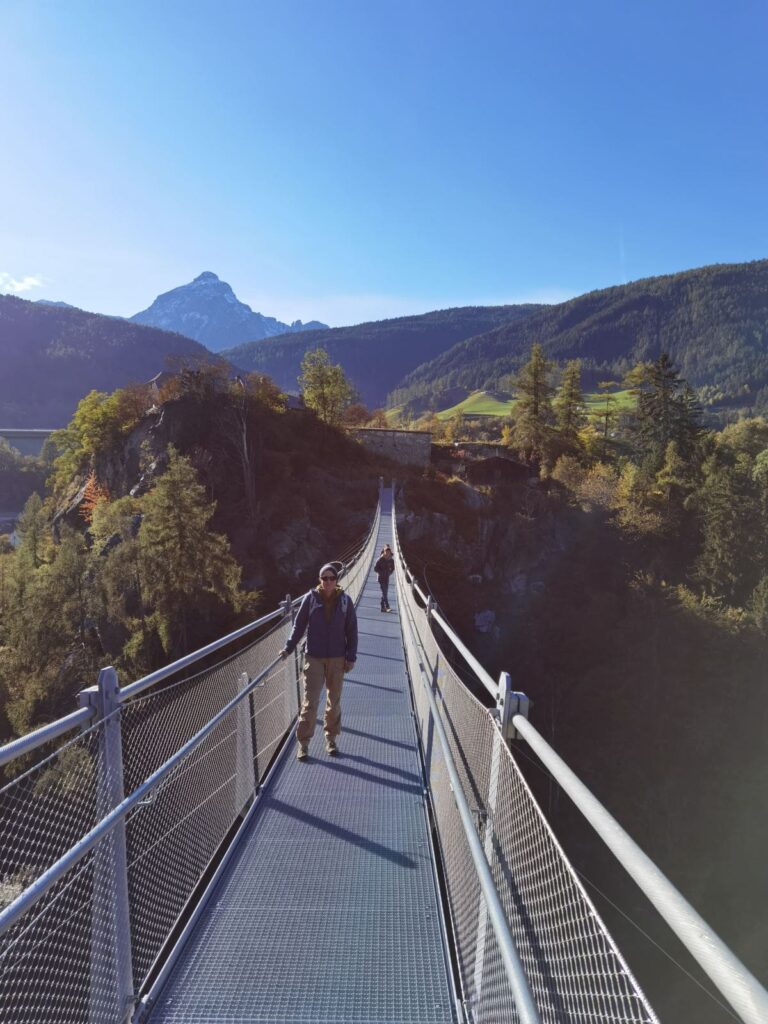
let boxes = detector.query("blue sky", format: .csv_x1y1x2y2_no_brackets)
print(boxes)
1,0,766,326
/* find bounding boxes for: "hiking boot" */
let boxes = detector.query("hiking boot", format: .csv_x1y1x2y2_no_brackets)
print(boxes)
297,743,309,761
325,738,339,756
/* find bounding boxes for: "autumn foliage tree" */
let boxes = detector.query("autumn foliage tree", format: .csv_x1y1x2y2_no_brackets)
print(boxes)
79,472,111,524
298,347,353,426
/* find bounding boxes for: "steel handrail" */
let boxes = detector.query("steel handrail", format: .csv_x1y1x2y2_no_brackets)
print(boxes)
0,655,283,938
0,495,383,926
392,482,768,1024
395,548,540,1023
0,502,381,769
119,606,286,702
390,492,496,700
513,715,768,1024
0,706,96,769
429,607,498,700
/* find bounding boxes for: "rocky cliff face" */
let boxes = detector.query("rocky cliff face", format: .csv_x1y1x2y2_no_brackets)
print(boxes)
397,476,572,653
55,393,380,607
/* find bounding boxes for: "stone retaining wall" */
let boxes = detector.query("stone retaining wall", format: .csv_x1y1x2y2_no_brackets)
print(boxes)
350,428,432,467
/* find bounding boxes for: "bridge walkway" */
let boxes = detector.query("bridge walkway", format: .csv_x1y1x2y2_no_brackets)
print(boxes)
146,494,459,1023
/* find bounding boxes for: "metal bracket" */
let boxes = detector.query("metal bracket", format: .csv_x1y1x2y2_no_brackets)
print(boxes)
496,671,531,744
471,807,488,837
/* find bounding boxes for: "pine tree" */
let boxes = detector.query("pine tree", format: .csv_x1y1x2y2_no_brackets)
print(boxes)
751,448,768,575
628,354,702,471
694,455,756,601
138,449,243,656
596,380,619,449
555,360,586,448
15,492,47,571
1,521,96,735
511,343,555,463
655,440,697,532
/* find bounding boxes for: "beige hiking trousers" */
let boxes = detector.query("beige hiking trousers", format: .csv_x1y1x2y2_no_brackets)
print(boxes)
296,656,346,743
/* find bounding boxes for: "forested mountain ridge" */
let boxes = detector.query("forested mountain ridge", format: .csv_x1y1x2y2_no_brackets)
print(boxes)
223,304,543,408
390,259,768,419
0,294,216,426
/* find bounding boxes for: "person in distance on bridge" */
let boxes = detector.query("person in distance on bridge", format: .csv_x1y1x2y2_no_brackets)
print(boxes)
279,562,358,761
374,544,395,612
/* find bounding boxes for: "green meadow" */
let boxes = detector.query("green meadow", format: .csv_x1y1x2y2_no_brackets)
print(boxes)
434,389,635,421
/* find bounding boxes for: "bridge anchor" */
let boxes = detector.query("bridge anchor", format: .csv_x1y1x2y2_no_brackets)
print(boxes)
496,671,531,745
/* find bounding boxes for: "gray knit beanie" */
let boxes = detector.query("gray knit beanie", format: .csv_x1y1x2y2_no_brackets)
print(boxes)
319,563,338,578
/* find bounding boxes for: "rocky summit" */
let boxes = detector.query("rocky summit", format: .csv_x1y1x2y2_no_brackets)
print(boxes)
130,271,327,351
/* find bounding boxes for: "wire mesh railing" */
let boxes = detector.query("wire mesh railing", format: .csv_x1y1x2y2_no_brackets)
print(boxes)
392,482,768,1024
0,493,381,1024
119,619,295,992
391,488,659,1024
0,717,111,1023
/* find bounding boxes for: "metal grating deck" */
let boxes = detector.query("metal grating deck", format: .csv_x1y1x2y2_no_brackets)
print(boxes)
147,495,459,1023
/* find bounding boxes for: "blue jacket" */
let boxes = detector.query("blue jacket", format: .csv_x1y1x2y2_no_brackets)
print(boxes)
284,587,358,662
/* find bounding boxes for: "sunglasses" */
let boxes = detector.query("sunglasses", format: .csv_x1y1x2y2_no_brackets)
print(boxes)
320,575,337,582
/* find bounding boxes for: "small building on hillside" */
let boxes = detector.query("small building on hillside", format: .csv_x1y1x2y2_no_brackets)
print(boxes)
349,427,432,467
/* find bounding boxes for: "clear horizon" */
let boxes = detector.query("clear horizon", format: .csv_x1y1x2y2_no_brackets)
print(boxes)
2,1,766,327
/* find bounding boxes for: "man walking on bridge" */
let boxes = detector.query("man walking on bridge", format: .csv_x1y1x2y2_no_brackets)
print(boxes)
374,544,395,612
280,562,358,761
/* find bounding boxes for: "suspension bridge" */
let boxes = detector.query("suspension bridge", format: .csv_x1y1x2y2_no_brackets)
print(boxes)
1,486,766,1024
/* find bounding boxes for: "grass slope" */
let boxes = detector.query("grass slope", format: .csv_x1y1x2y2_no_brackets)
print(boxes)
435,388,635,421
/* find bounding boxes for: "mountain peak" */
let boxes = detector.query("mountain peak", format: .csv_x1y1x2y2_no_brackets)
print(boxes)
130,274,328,351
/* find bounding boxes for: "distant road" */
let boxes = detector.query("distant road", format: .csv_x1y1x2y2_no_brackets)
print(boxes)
0,428,55,457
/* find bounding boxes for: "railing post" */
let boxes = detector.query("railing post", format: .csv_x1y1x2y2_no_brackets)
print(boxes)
283,593,301,716
472,710,504,1019
497,670,531,746
422,594,438,785
477,668,531,1012
425,596,438,692
236,672,257,809
78,667,134,1024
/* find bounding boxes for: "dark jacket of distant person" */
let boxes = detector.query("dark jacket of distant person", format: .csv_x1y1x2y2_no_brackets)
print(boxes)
374,553,395,582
